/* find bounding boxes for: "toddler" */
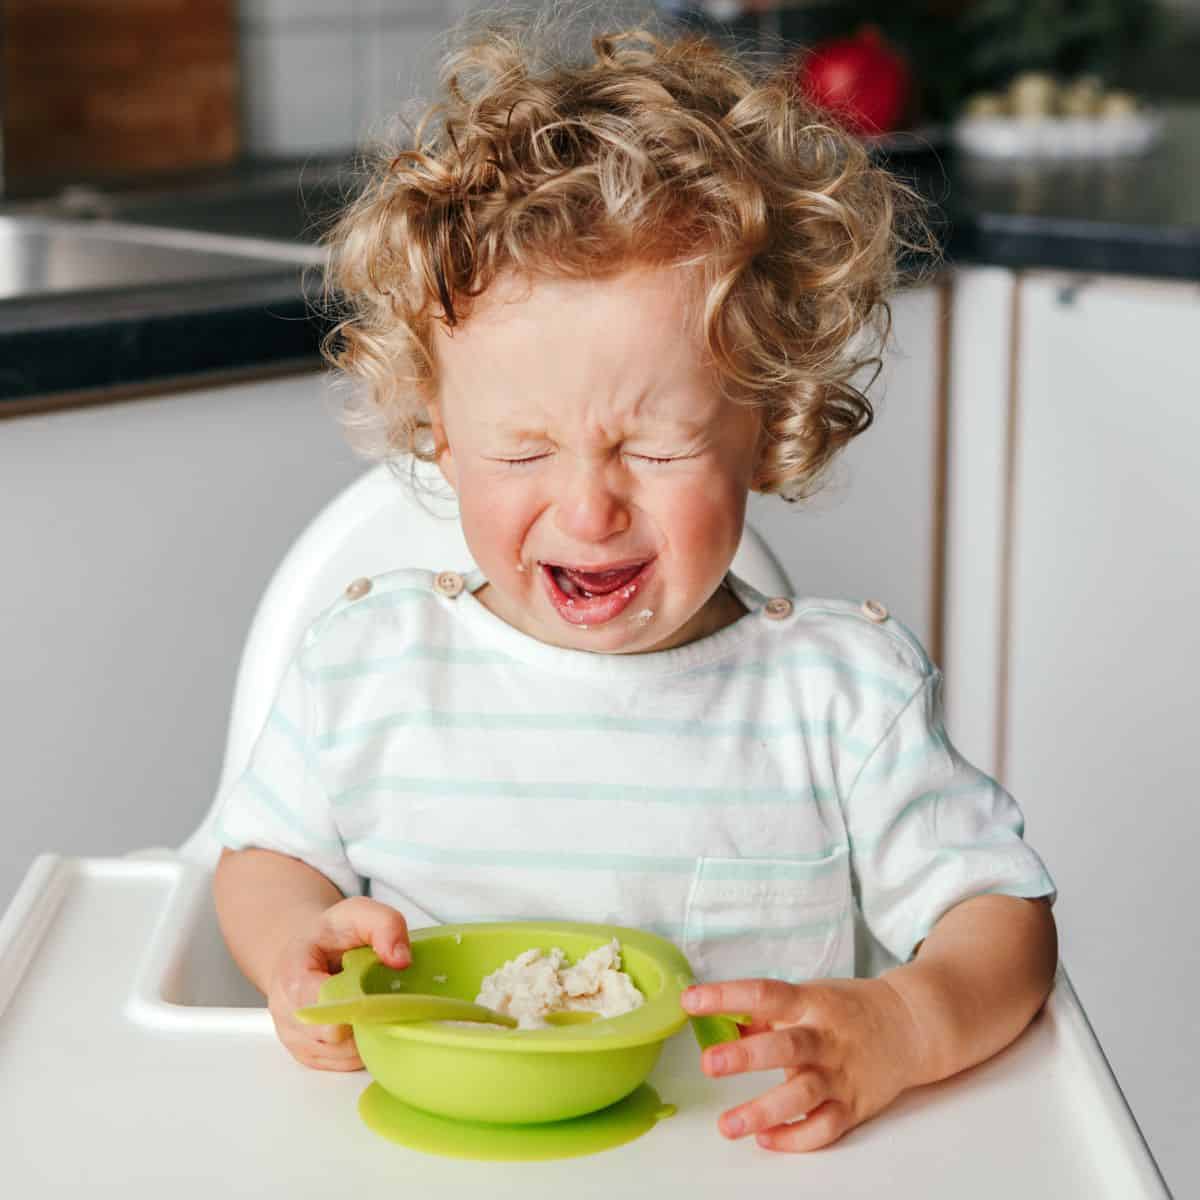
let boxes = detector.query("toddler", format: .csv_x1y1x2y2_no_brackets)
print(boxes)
214,5,1057,1154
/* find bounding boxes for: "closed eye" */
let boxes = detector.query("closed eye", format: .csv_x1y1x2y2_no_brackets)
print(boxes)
493,453,552,467
627,453,694,465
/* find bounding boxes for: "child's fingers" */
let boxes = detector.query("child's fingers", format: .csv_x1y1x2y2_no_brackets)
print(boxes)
753,1100,853,1153
682,978,801,1024
286,1027,364,1071
701,1025,819,1079
715,1069,827,1140
272,963,342,1043
308,1050,365,1073
317,898,412,970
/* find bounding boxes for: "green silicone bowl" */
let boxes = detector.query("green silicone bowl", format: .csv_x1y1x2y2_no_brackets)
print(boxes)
321,920,734,1125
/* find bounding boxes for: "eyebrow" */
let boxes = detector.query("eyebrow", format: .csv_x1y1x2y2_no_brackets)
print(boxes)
491,413,715,439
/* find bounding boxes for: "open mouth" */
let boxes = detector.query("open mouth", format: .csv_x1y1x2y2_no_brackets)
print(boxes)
539,559,655,627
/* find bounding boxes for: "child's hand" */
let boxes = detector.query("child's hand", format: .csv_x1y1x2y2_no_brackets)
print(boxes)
267,897,412,1071
681,976,922,1152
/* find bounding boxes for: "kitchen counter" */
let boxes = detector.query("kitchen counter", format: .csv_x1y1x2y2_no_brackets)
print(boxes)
3,103,1198,411
908,104,1200,280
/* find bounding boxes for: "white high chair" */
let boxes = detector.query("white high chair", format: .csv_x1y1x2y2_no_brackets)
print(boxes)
0,460,1172,1198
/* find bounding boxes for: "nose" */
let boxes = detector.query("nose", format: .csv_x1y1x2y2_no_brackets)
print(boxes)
554,458,632,543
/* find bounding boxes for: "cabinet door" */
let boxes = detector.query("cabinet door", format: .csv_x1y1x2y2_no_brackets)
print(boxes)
1,373,364,910
1006,272,1200,1191
746,280,946,653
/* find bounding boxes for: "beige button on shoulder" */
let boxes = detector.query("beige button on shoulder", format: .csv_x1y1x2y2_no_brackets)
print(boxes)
764,596,793,620
861,599,889,623
344,576,372,601
434,570,465,599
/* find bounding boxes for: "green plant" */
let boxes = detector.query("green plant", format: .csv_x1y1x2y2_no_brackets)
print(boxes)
960,0,1158,82
855,0,1163,120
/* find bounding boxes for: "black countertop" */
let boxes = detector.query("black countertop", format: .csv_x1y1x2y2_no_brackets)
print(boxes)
3,104,1199,411
910,105,1200,280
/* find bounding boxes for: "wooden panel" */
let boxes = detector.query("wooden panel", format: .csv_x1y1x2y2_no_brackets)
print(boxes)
3,0,238,180
942,265,1018,780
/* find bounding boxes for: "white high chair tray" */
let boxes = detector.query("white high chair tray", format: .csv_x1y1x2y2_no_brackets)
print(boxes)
0,856,1171,1198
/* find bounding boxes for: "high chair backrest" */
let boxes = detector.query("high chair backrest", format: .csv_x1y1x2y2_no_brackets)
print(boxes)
181,459,793,867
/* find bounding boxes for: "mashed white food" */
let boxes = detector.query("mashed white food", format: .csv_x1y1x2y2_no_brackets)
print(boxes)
475,939,645,1030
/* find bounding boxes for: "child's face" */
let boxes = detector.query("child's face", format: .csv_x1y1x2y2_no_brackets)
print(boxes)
428,264,763,654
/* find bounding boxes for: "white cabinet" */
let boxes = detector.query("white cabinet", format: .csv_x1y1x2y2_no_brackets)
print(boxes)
747,280,946,653
1,372,365,910
946,268,1200,1192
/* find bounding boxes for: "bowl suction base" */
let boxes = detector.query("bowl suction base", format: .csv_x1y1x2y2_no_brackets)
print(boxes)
358,1082,676,1161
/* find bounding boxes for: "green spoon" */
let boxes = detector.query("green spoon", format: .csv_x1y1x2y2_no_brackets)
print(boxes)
296,994,602,1029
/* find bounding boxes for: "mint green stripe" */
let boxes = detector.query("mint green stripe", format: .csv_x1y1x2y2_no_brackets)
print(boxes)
332,776,836,808
686,911,846,941
930,831,1027,859
311,644,914,701
853,731,950,780
699,853,846,881
848,781,1005,851
319,712,873,753
267,707,306,757
357,839,846,878
243,771,342,852
684,652,913,702
302,645,518,682
360,839,693,873
430,915,843,942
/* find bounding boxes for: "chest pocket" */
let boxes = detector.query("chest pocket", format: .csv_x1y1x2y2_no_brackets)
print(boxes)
681,847,851,984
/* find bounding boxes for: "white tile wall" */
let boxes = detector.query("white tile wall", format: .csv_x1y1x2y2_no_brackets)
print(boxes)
236,0,654,155
240,0,359,29
361,23,449,144
368,0,447,19
238,0,454,154
241,25,359,153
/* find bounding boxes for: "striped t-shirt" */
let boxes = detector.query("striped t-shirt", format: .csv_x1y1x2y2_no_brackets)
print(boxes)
216,567,1056,983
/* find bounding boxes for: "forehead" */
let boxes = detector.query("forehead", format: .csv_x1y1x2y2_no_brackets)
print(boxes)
432,265,722,429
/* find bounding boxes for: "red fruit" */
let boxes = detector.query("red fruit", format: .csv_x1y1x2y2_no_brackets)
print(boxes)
794,25,912,136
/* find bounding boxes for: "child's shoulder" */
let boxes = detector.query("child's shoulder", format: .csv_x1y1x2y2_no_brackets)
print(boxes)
300,566,446,651
775,593,936,684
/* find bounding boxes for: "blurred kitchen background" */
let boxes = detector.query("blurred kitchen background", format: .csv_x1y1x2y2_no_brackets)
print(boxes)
2,1,1197,1193
1,0,1198,172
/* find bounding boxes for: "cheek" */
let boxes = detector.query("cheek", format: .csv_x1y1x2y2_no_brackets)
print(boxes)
651,475,749,585
454,468,537,560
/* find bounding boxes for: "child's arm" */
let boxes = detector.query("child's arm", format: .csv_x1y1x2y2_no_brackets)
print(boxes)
881,892,1058,1089
214,847,345,991
214,847,413,1070
680,893,1057,1152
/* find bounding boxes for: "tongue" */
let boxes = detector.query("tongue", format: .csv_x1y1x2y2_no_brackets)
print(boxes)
560,563,644,596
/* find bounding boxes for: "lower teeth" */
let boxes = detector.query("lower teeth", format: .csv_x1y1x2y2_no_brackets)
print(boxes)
554,569,595,600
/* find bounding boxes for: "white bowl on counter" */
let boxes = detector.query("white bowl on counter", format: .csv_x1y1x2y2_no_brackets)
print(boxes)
952,111,1165,159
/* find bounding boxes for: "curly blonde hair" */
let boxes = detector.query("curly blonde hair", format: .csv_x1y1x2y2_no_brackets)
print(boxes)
321,2,933,501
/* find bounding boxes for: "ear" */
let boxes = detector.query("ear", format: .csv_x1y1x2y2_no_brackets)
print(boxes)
426,402,457,493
